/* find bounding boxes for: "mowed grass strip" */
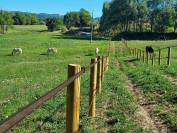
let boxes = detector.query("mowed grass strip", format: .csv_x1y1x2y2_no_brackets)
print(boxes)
80,58,149,132
120,58,177,130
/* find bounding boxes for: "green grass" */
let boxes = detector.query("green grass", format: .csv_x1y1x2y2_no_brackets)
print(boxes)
116,39,177,130
80,58,149,132
0,25,109,132
119,56,177,130
2,25,177,132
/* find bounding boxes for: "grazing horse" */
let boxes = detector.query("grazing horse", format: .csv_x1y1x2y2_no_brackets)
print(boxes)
146,46,154,59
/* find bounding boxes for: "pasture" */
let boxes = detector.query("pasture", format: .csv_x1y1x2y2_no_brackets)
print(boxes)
1,25,177,132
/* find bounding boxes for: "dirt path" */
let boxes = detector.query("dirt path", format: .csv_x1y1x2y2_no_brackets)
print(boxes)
116,59,168,133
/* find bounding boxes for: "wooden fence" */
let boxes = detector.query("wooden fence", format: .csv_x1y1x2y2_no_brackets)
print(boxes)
0,56,109,133
129,46,177,66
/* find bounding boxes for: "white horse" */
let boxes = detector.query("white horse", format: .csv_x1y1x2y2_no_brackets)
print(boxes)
12,48,22,56
47,48,58,54
95,48,99,55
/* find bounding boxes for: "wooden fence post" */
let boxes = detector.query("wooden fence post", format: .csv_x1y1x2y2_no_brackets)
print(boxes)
137,49,139,59
89,58,97,117
107,56,109,70
105,56,109,71
132,49,134,56
143,51,145,63
139,50,142,61
167,47,171,66
152,54,154,66
97,56,102,93
134,48,136,56
146,52,149,65
66,64,81,133
158,49,161,65
101,56,105,80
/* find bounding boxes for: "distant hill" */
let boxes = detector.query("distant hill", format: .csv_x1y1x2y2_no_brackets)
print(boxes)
37,13,63,20
5,11,63,21
4,10,99,22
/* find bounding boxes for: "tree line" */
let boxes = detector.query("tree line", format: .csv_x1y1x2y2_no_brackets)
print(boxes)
0,11,40,33
46,8,92,31
100,0,177,37
0,8,92,33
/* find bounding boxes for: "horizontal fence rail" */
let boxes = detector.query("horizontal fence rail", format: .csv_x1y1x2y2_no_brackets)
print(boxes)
0,55,109,133
0,67,85,133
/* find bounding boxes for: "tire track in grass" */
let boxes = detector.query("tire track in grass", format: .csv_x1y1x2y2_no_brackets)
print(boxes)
91,59,146,132
117,58,168,133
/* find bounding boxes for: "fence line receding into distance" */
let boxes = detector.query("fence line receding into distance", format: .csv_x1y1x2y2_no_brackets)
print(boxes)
129,46,177,66
0,55,109,133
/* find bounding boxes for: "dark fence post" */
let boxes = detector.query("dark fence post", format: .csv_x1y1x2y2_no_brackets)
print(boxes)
167,47,171,66
146,52,149,65
143,51,145,63
158,49,161,65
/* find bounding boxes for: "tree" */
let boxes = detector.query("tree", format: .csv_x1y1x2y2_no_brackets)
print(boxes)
46,18,57,31
99,0,176,35
100,2,110,32
63,9,91,29
79,8,91,27
30,14,39,25
46,18,64,32
174,3,177,32
64,12,80,29
12,13,39,25
0,11,13,34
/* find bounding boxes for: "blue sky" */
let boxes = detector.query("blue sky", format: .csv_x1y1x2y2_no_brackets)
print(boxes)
0,0,107,17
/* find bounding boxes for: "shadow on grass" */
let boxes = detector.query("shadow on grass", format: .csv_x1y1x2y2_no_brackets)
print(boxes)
85,54,94,56
124,58,139,62
6,54,13,57
40,53,48,55
52,34,107,41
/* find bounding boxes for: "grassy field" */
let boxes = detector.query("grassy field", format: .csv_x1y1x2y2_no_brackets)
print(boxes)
2,25,177,132
0,25,109,132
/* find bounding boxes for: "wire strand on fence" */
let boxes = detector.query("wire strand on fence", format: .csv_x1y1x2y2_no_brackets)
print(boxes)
0,56,108,133
0,67,85,133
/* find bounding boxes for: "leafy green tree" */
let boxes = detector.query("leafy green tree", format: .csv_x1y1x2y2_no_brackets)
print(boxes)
13,13,26,25
63,9,91,29
46,18,64,32
100,2,110,32
46,18,57,31
64,12,80,29
0,11,13,34
100,0,176,35
79,8,91,27
136,0,148,32
30,14,39,25
12,13,39,25
174,3,177,32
